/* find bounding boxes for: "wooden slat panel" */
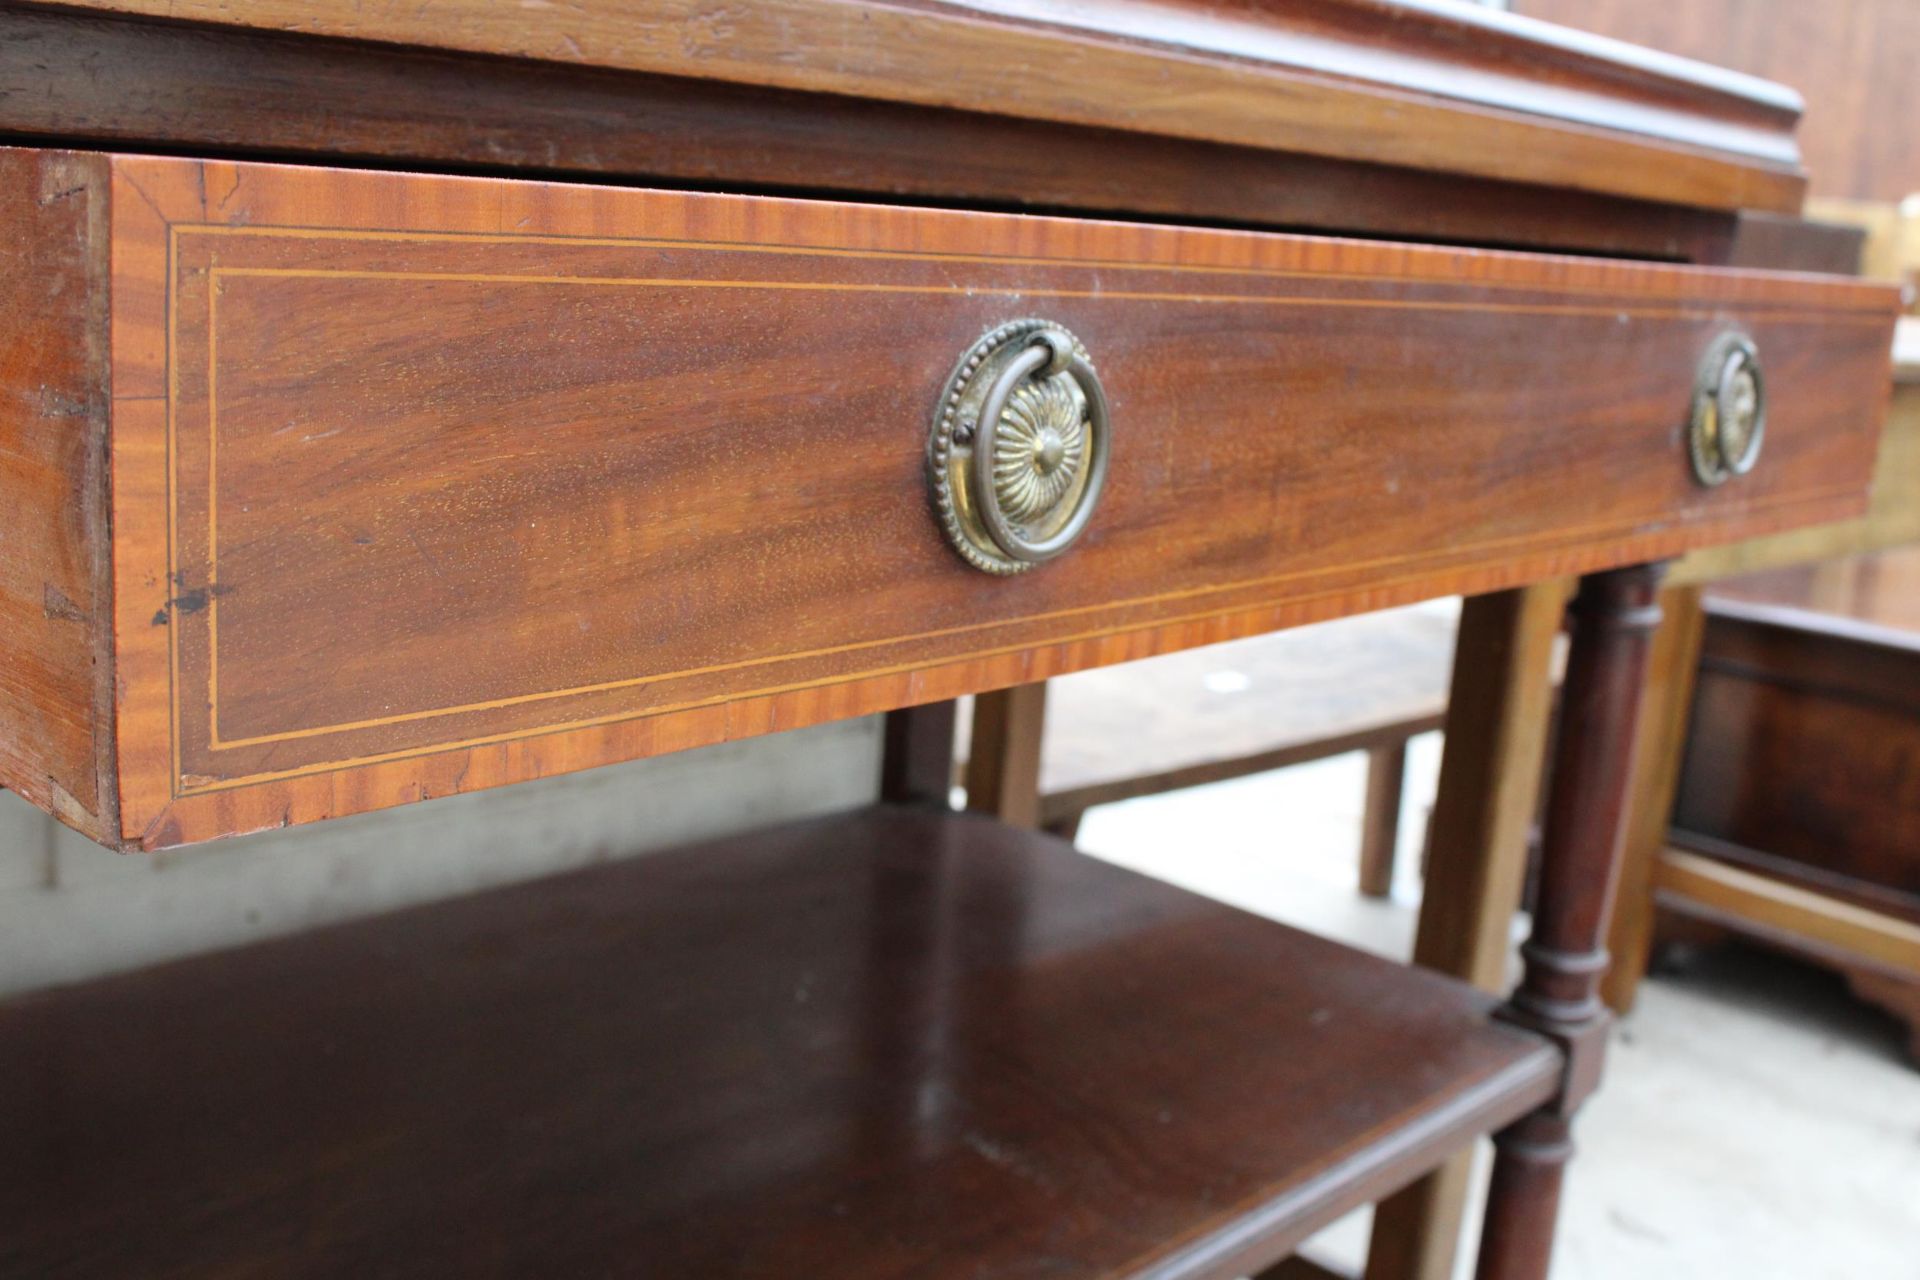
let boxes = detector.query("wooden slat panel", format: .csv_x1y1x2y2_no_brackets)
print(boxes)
74,154,1898,845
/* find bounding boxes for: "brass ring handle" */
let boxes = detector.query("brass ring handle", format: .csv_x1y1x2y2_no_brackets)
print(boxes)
972,330,1111,564
1688,331,1765,487
929,320,1110,575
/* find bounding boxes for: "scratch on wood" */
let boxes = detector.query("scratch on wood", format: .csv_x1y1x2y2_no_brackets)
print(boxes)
43,582,88,623
406,529,462,594
216,167,246,213
115,168,172,226
35,387,90,418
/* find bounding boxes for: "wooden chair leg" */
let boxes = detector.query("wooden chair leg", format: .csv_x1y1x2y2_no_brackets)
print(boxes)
1258,1257,1351,1280
1844,968,1920,1066
965,682,1048,827
880,702,959,809
1365,580,1569,1280
1476,563,1666,1280
1602,584,1705,1014
1042,810,1084,843
1357,741,1407,899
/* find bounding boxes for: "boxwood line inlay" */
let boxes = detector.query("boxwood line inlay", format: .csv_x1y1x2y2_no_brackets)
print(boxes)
117,174,1888,818
166,234,1883,792
167,498,1845,798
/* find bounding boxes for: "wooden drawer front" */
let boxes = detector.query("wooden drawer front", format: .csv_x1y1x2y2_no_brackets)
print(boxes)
3,151,1897,847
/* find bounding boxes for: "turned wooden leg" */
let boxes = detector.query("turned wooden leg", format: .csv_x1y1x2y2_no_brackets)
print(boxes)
1477,1111,1576,1278
1476,563,1666,1280
1358,740,1407,898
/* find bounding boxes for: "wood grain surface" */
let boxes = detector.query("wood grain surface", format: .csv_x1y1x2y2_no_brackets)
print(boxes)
1520,0,1920,203
1364,582,1570,1280
1018,607,1454,822
0,804,1561,1278
31,0,1809,213
1603,582,1707,1013
0,149,1898,847
1476,564,1668,1280
0,6,1748,264
1611,550,1920,1016
1708,541,1920,632
0,149,117,843
1657,847,1920,977
1669,381,1920,586
1673,589,1920,918
1648,547,1920,1061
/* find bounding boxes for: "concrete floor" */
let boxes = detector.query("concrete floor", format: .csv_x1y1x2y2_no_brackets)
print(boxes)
1076,738,1920,1279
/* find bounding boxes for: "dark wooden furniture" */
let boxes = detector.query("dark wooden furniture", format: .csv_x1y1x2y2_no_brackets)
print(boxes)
1364,579,1573,1280
1,149,1889,852
1650,551,1920,1060
1517,0,1920,206
1605,279,1919,1025
0,3,1900,1278
0,807,1564,1278
959,608,1455,891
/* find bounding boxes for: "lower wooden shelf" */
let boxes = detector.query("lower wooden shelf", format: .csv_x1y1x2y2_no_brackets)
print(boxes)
0,806,1559,1279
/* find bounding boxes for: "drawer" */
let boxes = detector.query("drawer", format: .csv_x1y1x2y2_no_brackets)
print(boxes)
0,148,1897,849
